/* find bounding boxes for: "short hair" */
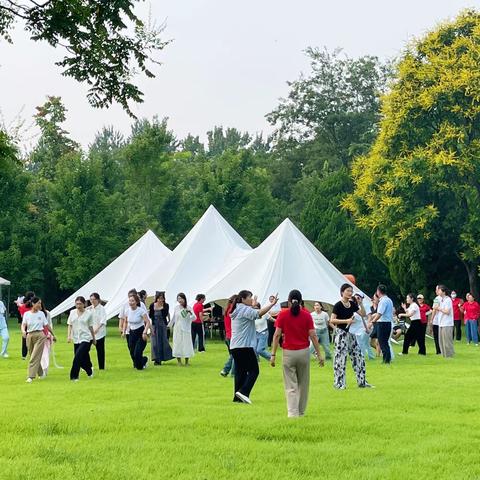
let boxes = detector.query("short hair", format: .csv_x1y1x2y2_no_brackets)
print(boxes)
196,294,206,302
377,284,387,295
340,283,353,294
75,296,87,305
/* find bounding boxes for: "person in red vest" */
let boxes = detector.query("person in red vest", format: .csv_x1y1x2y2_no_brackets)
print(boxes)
451,291,463,341
220,295,236,377
460,293,480,346
18,291,35,360
417,294,431,344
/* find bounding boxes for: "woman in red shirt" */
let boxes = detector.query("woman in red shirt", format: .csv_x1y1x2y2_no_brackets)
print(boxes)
271,290,324,418
220,295,236,377
18,291,35,359
460,293,480,346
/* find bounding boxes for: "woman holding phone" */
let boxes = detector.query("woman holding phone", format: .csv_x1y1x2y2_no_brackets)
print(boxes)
169,293,196,366
330,284,373,389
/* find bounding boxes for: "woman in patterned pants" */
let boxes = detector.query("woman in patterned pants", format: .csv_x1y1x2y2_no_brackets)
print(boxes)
330,284,374,389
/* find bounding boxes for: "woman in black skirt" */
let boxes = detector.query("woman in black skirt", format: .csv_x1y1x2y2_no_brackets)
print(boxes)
149,292,173,365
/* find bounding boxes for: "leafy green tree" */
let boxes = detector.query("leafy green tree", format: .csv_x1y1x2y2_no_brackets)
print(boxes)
89,126,125,191
344,9,480,296
299,169,388,294
268,48,391,169
0,0,169,113
29,96,78,180
0,131,45,297
120,117,177,242
206,127,252,157
47,152,128,291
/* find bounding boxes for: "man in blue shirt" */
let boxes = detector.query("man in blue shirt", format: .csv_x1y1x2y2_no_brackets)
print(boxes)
370,285,393,364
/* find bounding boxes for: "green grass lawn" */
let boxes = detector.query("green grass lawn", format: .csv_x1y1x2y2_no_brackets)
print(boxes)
1,321,479,480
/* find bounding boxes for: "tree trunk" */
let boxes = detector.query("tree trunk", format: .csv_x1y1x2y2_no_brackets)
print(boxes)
464,261,479,299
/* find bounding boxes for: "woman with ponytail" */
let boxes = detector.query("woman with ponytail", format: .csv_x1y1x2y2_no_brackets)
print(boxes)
271,290,324,417
229,290,278,404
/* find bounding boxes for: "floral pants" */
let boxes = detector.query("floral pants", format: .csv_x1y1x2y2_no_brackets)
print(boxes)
333,329,366,388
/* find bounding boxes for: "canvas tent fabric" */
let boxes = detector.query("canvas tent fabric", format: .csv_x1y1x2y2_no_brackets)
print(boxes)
51,230,171,319
125,205,252,311
205,218,369,307
0,276,11,286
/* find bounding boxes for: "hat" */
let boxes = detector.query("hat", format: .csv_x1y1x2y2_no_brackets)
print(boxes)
417,294,424,299
355,292,364,299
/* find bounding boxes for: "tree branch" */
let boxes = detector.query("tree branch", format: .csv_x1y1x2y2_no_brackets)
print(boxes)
0,4,29,20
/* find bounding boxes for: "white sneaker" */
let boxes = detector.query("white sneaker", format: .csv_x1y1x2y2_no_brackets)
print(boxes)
26,378,33,383
39,374,47,380
235,392,252,404
72,379,79,382
2,353,9,358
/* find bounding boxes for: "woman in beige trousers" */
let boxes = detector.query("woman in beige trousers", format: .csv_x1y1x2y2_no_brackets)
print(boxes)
271,290,324,417
21,296,56,383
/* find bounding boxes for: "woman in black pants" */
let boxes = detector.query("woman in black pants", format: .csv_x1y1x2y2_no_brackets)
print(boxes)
229,290,278,404
126,294,152,370
399,294,425,355
67,296,96,381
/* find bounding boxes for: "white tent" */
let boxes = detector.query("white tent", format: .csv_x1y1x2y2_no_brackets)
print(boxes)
51,230,171,319
205,218,370,307
0,276,11,308
120,205,252,310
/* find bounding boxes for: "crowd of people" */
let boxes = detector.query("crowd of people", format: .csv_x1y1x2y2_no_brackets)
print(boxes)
2,282,479,417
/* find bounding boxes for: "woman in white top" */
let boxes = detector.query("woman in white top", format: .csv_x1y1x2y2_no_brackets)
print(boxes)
126,294,152,370
310,302,332,360
40,300,54,375
89,293,107,370
169,293,196,366
21,297,56,383
398,293,425,355
67,296,96,381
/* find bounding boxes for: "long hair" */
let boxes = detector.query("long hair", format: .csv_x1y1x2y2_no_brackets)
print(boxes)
407,293,418,306
30,296,41,308
231,290,253,313
288,289,302,316
155,291,165,303
24,291,35,308
177,293,187,308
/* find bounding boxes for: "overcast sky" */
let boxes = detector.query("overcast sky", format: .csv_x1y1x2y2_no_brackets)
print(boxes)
0,0,475,149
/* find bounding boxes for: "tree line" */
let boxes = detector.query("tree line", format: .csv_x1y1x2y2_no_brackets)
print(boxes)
1,8,479,307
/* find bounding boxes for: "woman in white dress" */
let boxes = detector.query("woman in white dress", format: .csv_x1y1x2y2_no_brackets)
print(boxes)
169,293,196,366
40,300,54,375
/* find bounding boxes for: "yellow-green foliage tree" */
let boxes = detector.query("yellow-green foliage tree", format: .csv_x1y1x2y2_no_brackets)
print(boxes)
344,9,480,297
